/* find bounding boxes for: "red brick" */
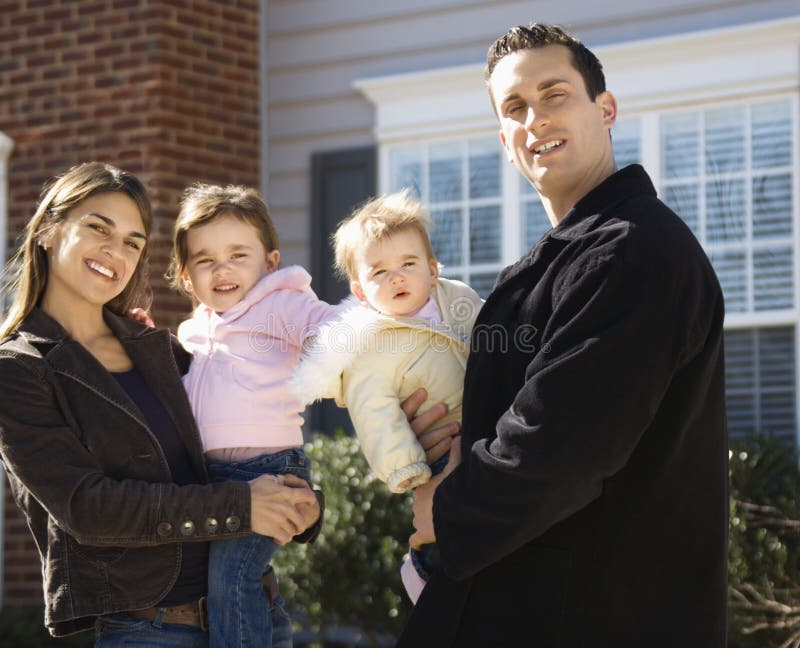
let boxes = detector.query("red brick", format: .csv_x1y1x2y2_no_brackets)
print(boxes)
95,43,125,58
43,7,73,22
10,13,39,26
27,53,55,67
11,42,39,56
44,34,73,50
95,74,124,88
42,66,70,80
112,25,142,39
78,1,108,16
26,22,54,38
3,0,260,603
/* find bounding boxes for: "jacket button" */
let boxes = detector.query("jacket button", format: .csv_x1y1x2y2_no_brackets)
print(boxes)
180,520,196,536
156,522,173,537
205,517,219,534
225,515,241,532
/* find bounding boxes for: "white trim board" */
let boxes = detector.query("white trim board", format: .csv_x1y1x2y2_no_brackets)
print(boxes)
355,16,800,141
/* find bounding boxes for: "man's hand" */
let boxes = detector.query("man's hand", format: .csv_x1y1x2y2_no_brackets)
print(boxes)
409,437,462,549
401,388,460,465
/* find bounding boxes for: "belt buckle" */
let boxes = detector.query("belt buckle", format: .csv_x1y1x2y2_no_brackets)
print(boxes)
198,596,208,632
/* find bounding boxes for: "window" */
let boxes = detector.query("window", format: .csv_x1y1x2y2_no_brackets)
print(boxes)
363,18,800,445
388,138,504,295
385,96,798,442
657,97,797,441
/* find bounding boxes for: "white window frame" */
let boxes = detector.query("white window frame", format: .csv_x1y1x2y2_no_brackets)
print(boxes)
0,129,14,609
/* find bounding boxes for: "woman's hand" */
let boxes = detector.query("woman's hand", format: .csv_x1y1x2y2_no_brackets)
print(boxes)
401,388,460,465
281,473,321,536
248,474,318,545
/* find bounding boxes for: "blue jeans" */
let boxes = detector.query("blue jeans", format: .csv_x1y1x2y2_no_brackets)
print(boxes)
94,610,209,647
410,452,449,581
206,448,310,648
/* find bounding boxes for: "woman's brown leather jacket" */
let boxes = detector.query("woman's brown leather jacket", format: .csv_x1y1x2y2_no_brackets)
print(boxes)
0,308,254,636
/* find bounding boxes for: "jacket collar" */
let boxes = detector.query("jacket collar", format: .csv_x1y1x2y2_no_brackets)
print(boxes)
548,164,656,241
17,307,207,480
20,306,159,347
492,164,655,290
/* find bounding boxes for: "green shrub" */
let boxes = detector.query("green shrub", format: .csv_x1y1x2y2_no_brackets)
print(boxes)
729,434,800,647
273,432,800,647
272,431,414,645
0,607,93,647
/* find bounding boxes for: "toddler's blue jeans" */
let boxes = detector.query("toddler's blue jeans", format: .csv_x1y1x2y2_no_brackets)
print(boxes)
206,448,310,648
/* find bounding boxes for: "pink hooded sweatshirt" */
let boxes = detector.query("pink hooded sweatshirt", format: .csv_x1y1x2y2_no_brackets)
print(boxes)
178,266,340,455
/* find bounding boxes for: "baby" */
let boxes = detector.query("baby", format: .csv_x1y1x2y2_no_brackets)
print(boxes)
290,190,483,602
169,184,339,647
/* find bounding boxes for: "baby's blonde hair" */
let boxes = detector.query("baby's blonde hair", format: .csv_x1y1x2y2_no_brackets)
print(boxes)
333,190,436,279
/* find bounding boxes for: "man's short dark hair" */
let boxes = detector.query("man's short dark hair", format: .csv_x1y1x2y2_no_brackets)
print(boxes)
485,23,606,105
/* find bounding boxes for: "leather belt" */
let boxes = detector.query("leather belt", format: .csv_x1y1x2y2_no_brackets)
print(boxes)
128,597,208,631
125,569,280,633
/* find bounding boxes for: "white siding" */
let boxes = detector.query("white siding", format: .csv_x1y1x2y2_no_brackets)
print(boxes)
264,0,800,266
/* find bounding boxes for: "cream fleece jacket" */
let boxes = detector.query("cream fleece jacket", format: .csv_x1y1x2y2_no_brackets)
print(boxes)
289,278,483,492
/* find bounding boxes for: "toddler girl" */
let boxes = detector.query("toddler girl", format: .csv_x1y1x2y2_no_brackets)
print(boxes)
169,184,338,647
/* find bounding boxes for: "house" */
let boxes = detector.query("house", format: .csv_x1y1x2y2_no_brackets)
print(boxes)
0,0,797,618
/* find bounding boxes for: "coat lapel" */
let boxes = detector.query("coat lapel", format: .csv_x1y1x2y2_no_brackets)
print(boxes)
106,312,209,482
20,308,208,482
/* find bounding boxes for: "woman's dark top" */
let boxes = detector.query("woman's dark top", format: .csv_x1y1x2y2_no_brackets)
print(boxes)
112,368,208,605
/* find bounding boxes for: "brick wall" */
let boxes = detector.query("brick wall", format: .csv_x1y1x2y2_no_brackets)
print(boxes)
0,0,261,607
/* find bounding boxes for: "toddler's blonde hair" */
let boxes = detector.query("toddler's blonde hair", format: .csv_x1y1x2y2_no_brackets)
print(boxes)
333,190,436,279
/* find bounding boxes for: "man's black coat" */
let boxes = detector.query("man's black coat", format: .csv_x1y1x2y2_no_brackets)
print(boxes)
398,165,728,647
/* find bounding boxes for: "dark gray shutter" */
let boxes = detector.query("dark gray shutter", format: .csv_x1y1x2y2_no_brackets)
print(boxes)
308,146,376,435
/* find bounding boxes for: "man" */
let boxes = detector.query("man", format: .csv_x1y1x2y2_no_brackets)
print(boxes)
398,23,728,647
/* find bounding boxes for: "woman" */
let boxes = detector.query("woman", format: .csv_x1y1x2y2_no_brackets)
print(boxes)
0,162,321,646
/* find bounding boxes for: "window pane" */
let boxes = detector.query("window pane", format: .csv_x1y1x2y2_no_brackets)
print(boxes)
467,271,498,298
725,329,756,437
753,173,792,239
706,179,746,243
753,247,794,311
522,199,550,252
759,327,797,437
430,208,462,266
662,112,699,179
429,142,462,203
663,183,700,240
389,146,423,198
709,249,747,312
752,100,791,169
470,206,501,264
521,179,537,197
469,139,501,199
705,106,745,174
725,327,797,439
612,119,640,168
